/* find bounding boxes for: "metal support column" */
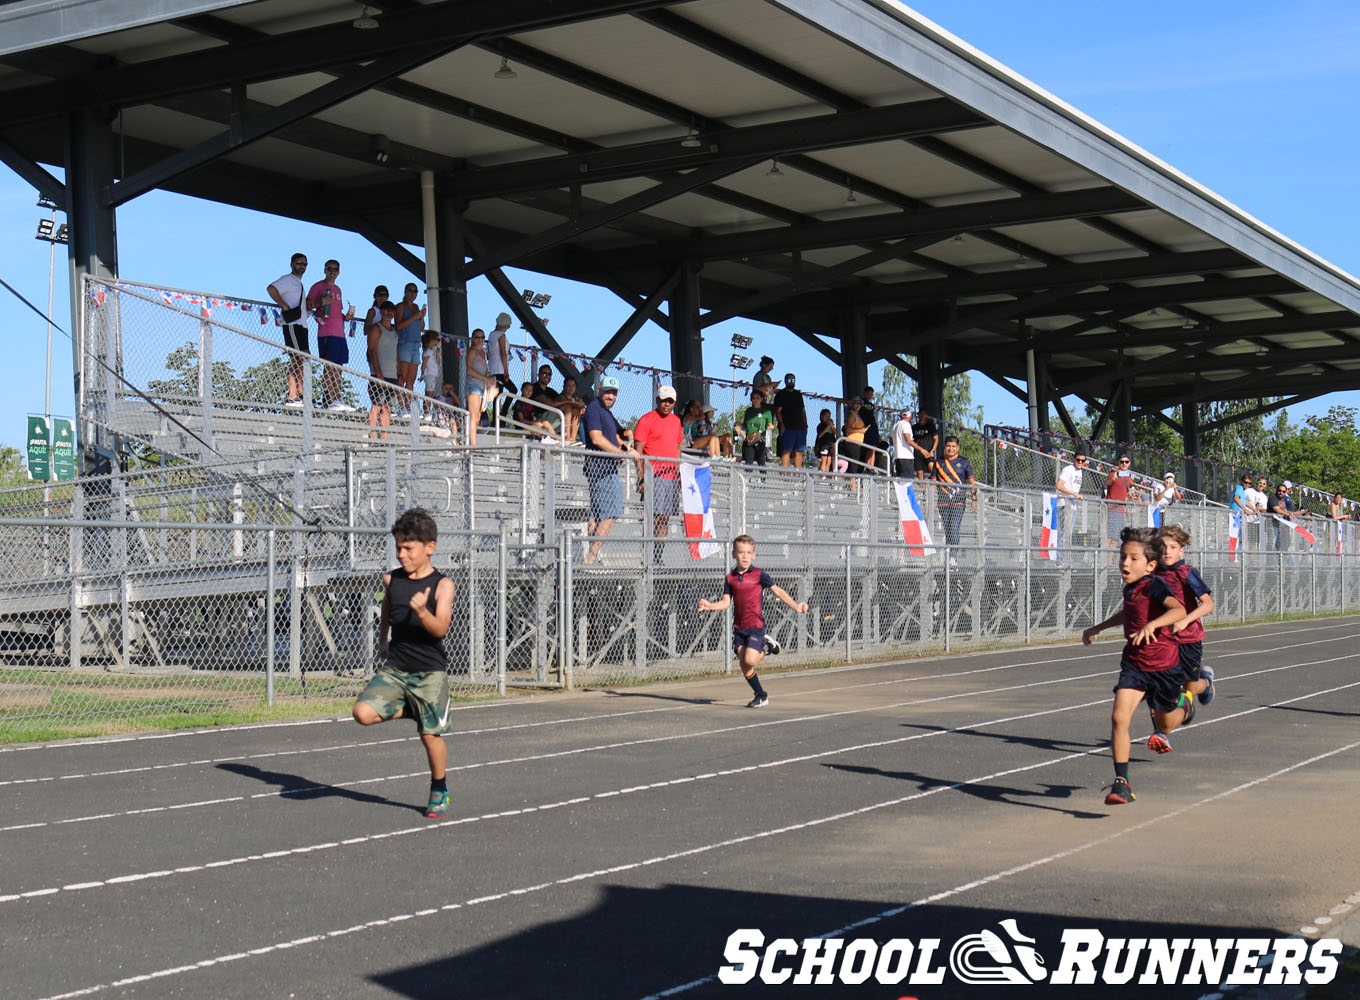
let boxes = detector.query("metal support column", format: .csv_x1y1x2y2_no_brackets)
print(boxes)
1114,380,1134,450
1181,401,1202,492
65,106,120,471
838,306,868,404
668,262,705,405
435,186,470,401
918,343,943,427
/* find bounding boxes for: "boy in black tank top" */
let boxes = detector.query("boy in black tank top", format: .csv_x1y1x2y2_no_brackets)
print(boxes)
352,508,457,818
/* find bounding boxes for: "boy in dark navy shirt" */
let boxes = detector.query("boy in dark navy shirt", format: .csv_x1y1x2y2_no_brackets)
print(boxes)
1082,527,1190,805
1157,524,1216,709
698,534,809,708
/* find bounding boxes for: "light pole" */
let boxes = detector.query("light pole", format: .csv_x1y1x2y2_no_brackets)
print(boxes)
729,333,754,453
35,196,68,485
519,288,552,384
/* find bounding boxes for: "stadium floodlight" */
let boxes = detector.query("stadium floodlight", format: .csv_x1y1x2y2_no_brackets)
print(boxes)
730,354,753,369
35,218,68,244
36,195,59,210
730,334,753,349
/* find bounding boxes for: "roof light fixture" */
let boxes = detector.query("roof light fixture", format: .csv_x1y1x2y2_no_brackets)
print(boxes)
494,56,518,80
680,127,702,148
352,5,379,29
845,187,857,204
766,160,783,177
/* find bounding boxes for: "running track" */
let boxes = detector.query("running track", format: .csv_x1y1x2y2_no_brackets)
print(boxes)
3,617,1359,999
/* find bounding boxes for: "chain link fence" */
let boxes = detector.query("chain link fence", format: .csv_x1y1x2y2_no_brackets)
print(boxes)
4,508,1357,740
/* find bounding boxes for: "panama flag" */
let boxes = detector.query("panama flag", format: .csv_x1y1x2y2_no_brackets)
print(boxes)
1227,512,1241,562
1039,493,1059,560
679,463,722,560
1146,504,1162,528
1273,514,1317,546
895,481,936,556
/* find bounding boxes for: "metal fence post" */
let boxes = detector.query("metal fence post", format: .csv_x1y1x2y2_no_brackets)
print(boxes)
1310,548,1317,617
497,526,508,696
1278,551,1285,620
943,550,951,653
1240,548,1246,624
345,448,356,569
560,531,574,689
844,544,853,663
1023,540,1032,645
198,318,214,450
301,356,314,453
266,529,276,707
69,490,83,671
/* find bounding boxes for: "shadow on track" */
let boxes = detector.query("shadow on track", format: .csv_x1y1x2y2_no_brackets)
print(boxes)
217,762,421,813
902,722,1106,754
823,762,1108,820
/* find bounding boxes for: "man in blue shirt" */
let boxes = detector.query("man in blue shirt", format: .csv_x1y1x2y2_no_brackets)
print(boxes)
1230,473,1251,515
932,435,976,546
582,376,629,564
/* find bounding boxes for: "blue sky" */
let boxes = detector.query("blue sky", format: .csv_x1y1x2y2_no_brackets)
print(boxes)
2,0,1358,451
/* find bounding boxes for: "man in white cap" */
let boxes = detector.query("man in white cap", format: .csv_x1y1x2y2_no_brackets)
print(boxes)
1266,479,1297,551
582,376,628,564
633,385,684,564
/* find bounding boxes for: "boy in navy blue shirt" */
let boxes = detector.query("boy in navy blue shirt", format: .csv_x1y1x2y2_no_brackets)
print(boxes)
698,535,808,707
1082,527,1190,805
1157,524,1216,713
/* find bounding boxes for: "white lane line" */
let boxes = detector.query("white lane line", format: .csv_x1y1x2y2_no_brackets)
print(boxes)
637,734,1360,999
4,616,1351,759
7,620,1356,789
34,724,1360,1000
5,666,1357,904
5,639,1357,835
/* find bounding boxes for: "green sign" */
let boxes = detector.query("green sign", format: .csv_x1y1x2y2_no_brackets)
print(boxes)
52,417,76,482
26,415,50,482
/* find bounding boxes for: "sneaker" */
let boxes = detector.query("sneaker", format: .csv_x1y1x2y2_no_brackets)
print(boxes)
1198,665,1215,705
396,409,411,420
746,693,769,709
1147,730,1173,754
284,398,304,409
1105,776,1135,805
327,400,356,412
764,635,782,656
425,788,450,819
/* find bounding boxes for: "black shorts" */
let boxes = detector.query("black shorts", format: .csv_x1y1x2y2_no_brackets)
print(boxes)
369,377,399,408
1177,641,1203,678
894,457,914,478
733,627,769,655
1114,661,1196,714
282,323,309,354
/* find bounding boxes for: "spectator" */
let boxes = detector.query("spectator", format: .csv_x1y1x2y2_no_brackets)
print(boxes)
437,381,461,436
1244,475,1268,549
365,300,399,441
741,389,775,466
772,373,808,468
911,407,940,479
633,386,683,564
1104,454,1134,546
515,381,557,439
841,399,867,488
1055,449,1087,554
1266,479,1296,551
582,376,628,564
266,253,310,407
1230,473,1252,515
680,400,725,459
933,435,976,546
485,312,513,391
557,376,587,444
394,282,426,416
889,407,915,479
306,259,357,411
419,331,440,417
813,409,839,473
464,330,494,446
1330,492,1346,520
859,386,880,472
1154,472,1183,509
752,356,776,399
530,364,563,437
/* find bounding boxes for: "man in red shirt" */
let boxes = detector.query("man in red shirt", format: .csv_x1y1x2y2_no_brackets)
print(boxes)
1104,453,1133,548
633,385,683,564
306,258,357,411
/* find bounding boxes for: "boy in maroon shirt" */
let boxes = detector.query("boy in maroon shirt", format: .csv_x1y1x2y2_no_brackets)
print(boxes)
698,535,809,708
1157,524,1216,708
1082,527,1190,805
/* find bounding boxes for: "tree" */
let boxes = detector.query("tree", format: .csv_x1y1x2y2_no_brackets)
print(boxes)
1266,406,1360,500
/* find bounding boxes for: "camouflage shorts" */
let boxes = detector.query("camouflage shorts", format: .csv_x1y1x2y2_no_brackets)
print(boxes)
356,667,451,735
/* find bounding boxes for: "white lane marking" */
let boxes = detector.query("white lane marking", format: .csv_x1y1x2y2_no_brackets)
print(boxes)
4,616,1352,758
8,621,1357,791
6,666,1357,905
5,639,1357,835
640,735,1360,999
35,729,1360,1000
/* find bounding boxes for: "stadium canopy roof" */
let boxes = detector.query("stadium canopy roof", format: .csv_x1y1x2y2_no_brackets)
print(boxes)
3,0,1359,439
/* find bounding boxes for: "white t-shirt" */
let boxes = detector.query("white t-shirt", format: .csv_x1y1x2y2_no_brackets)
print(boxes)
1244,486,1265,521
1056,463,1083,505
269,273,305,317
890,418,915,460
485,326,509,376
1156,483,1177,508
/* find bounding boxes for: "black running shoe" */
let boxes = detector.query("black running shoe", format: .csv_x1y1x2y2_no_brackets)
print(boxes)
1105,776,1135,805
764,635,782,656
746,693,769,708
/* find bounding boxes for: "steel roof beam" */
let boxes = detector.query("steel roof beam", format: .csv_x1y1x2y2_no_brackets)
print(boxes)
0,133,64,202
1008,274,1301,321
592,269,681,366
1197,394,1320,432
1024,310,1359,352
0,0,695,128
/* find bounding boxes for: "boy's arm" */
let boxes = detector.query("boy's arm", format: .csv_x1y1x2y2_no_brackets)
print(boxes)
1172,591,1215,632
1131,596,1185,645
1082,609,1124,645
409,577,455,639
769,584,809,614
377,574,392,657
698,594,731,612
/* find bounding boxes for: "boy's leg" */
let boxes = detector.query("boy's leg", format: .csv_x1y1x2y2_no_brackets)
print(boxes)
352,669,405,725
1110,687,1145,769
737,642,768,706
421,732,446,781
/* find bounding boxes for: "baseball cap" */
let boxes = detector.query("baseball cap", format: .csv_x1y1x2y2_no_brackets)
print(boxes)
1164,472,1175,481
656,385,677,401
1282,480,1292,488
600,376,620,392
702,404,715,416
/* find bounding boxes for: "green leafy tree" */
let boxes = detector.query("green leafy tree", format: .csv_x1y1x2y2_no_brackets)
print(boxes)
1266,406,1360,502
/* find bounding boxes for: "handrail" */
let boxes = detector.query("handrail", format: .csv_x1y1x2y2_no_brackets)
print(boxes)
492,390,567,444
831,434,890,474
